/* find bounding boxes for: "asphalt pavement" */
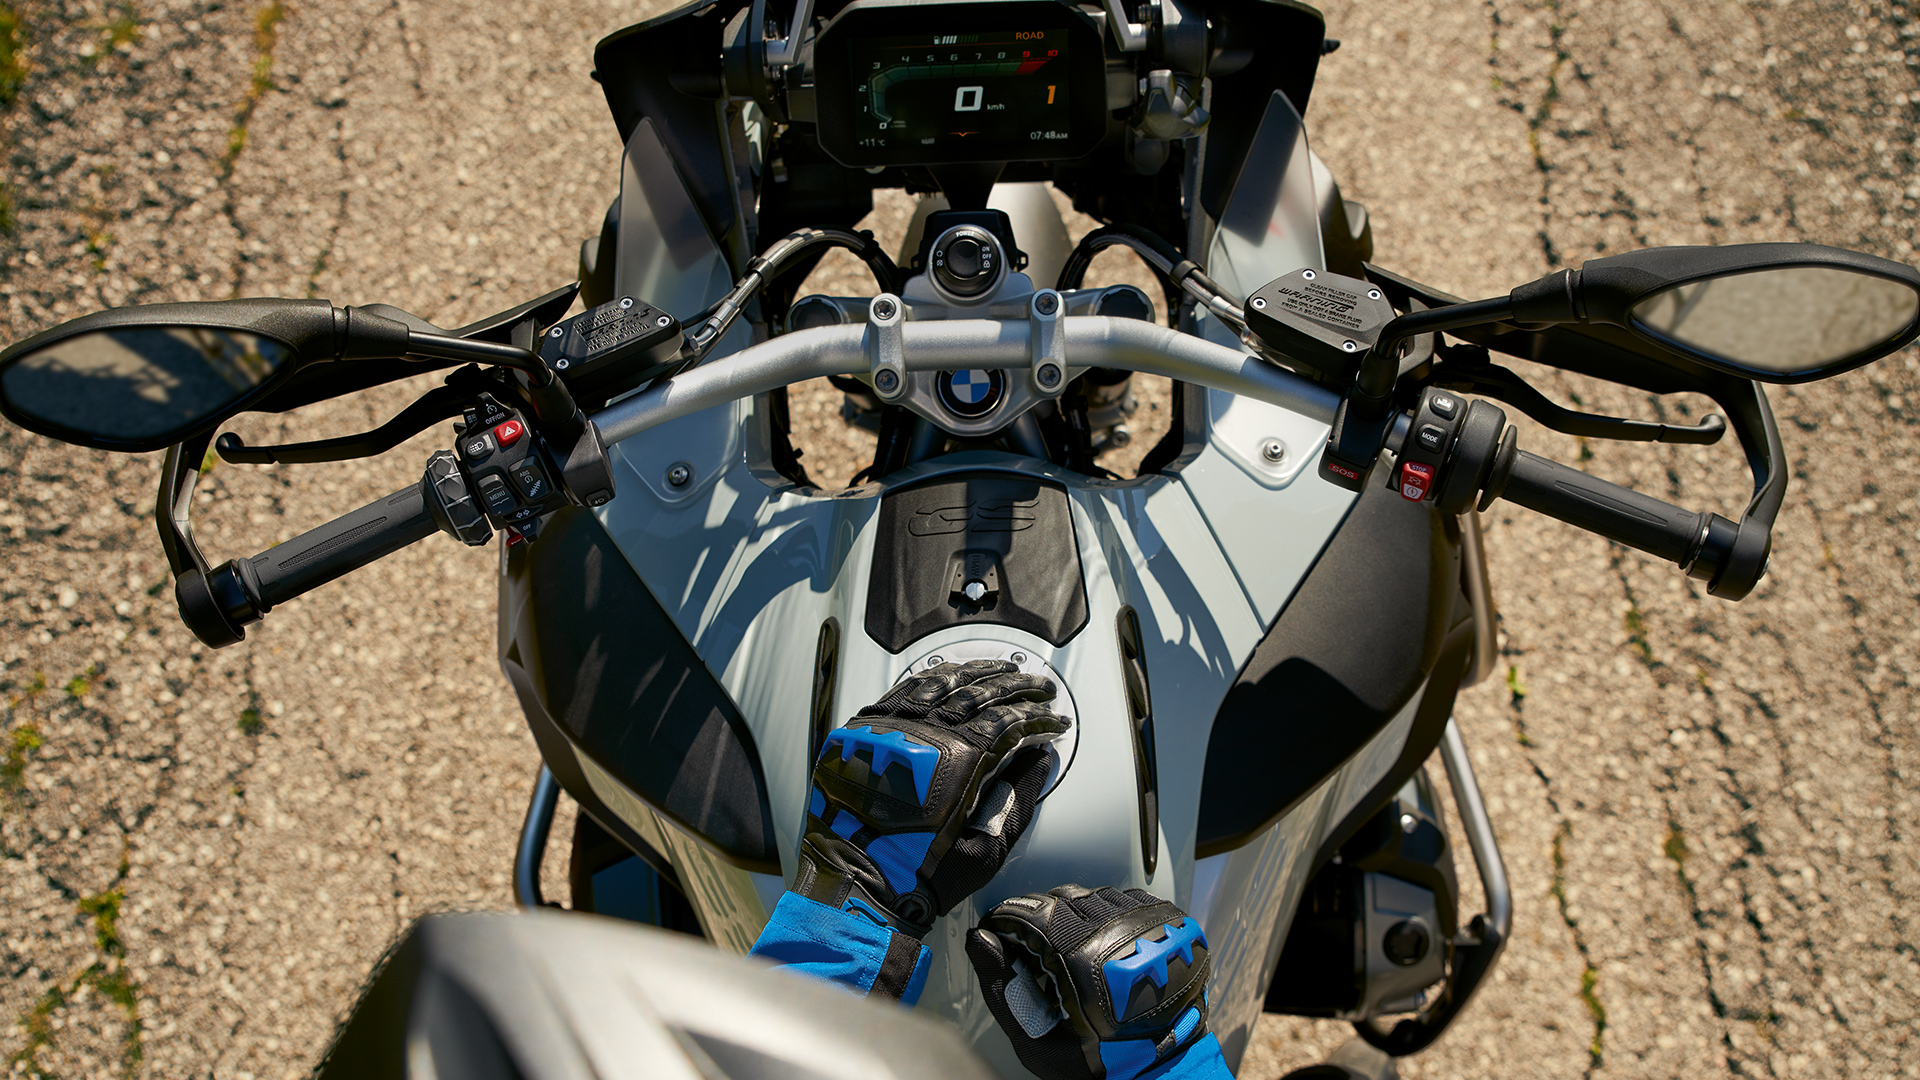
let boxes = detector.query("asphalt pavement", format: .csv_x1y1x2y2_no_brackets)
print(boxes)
0,1,1915,1077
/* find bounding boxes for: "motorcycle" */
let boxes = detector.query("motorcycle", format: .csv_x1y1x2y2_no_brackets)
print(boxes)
1,0,1916,1075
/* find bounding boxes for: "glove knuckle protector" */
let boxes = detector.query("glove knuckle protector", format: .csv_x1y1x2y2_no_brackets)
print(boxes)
973,886,1213,1080
796,661,1070,936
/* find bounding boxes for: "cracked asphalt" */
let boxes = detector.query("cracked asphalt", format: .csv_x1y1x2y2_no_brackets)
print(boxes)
0,0,1914,1078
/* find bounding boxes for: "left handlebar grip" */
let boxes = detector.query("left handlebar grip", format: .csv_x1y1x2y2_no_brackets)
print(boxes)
205,481,438,634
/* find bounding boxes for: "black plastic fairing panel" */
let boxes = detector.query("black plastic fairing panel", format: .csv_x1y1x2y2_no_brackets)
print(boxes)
593,0,749,251
865,472,1089,653
498,506,780,874
1196,481,1464,857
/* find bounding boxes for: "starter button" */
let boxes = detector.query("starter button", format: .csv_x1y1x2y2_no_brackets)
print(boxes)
1397,461,1435,502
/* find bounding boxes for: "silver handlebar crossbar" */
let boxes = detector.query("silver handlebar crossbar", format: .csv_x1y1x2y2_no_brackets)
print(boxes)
591,316,1339,446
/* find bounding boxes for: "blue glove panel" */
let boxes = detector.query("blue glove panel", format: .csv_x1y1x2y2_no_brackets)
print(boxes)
749,892,931,1004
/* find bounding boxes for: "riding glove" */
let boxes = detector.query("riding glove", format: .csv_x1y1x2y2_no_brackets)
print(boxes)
793,659,1070,937
967,885,1229,1080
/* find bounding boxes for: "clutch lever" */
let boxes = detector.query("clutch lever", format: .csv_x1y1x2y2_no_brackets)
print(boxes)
215,384,469,465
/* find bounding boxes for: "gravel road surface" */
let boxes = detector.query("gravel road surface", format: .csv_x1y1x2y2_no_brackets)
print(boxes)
0,1,1915,1078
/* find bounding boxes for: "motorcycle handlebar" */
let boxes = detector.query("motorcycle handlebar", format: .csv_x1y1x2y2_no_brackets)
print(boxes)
192,481,439,639
1489,448,1709,565
1484,446,1760,598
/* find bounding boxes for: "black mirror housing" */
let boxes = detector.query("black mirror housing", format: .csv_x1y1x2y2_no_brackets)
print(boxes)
1506,243,1920,382
0,299,419,453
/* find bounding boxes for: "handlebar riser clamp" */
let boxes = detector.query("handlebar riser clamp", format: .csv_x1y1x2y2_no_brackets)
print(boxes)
867,294,908,402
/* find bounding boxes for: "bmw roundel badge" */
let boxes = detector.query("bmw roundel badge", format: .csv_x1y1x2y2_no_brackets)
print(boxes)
936,368,1004,418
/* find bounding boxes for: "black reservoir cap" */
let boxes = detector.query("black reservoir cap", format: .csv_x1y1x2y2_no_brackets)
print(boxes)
537,297,683,406
1245,268,1396,381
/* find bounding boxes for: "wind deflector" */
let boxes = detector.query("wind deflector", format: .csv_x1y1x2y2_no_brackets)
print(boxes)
508,507,779,872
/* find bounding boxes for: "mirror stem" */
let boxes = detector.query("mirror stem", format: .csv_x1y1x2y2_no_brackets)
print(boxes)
405,332,556,387
1354,295,1514,417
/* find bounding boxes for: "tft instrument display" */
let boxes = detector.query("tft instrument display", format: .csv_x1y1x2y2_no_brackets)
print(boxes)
813,2,1106,168
850,30,1071,156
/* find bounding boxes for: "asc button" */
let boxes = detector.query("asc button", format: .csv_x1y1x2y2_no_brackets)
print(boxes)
508,460,551,502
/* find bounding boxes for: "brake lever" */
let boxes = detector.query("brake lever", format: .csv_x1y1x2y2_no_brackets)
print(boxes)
1435,354,1727,446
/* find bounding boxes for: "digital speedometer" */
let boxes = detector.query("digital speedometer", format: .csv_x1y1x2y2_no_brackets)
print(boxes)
812,1,1108,168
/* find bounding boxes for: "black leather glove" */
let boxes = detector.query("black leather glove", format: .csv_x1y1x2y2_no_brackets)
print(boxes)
967,885,1215,1080
794,660,1071,936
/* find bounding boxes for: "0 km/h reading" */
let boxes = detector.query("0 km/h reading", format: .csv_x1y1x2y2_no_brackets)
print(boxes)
848,28,1071,154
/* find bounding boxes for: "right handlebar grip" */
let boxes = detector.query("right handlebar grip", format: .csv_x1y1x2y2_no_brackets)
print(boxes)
233,481,438,613
1493,449,1706,567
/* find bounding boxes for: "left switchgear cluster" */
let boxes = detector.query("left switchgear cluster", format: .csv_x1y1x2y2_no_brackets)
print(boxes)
453,396,568,531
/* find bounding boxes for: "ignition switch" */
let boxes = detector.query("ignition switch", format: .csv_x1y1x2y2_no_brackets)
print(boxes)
930,225,1005,300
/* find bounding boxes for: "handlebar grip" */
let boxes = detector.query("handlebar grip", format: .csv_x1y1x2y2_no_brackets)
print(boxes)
233,481,438,613
1492,449,1707,566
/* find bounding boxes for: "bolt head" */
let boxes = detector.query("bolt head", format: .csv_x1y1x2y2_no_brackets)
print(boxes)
1342,340,1358,352
962,581,987,602
666,464,691,487
1038,363,1062,389
1302,269,1317,280
873,297,897,320
1009,651,1027,665
549,326,565,337
875,369,900,393
555,358,570,370
1251,296,1267,309
1261,439,1286,463
927,655,945,666
619,297,635,309
1368,289,1383,301
656,315,671,328
1035,292,1059,316
1400,813,1418,834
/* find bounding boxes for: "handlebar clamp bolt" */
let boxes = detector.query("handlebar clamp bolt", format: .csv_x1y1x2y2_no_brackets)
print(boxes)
1035,292,1059,316
875,369,900,393
1038,363,1062,389
873,297,898,320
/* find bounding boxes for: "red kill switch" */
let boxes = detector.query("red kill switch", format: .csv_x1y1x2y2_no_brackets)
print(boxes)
1398,461,1434,502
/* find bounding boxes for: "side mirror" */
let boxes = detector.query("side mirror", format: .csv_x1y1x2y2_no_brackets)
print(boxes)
1508,243,1920,382
0,299,346,452
0,297,563,453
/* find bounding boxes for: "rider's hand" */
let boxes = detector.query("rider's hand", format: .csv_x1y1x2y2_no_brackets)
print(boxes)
794,659,1070,937
966,885,1227,1080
